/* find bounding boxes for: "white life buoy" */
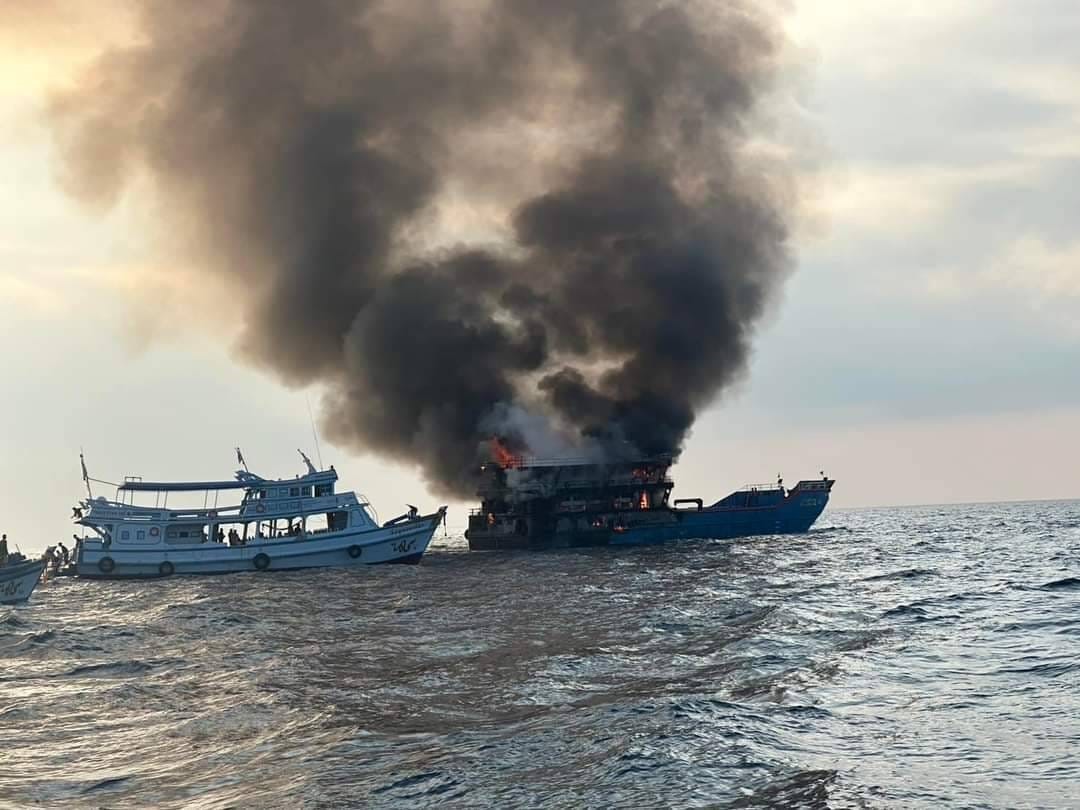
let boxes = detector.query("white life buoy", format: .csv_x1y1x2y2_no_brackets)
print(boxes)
149,527,160,537
256,504,266,514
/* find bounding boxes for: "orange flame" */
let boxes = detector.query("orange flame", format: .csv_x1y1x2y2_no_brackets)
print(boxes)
491,438,521,469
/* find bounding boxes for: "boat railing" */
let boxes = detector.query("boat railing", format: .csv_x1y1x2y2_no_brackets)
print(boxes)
86,493,367,523
791,479,833,492
494,454,674,470
737,483,785,493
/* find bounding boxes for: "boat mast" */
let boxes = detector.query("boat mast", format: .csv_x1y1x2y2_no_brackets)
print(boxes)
306,394,324,470
80,451,92,499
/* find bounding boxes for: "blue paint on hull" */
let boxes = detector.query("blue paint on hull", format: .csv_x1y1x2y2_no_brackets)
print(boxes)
610,486,831,546
465,465,835,552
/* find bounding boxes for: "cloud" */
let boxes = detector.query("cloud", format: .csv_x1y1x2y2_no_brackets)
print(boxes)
703,0,1080,432
0,272,68,314
0,1,134,98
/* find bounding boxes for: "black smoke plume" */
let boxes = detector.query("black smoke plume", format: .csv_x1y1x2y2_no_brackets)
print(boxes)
51,0,795,495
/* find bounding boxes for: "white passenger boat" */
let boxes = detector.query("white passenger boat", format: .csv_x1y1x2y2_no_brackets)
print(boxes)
0,558,46,604
72,453,446,578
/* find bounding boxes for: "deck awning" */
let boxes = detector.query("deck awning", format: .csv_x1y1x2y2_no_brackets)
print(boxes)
118,478,264,493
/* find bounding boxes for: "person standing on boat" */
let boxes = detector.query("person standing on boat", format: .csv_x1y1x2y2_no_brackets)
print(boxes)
57,541,70,568
0,534,8,567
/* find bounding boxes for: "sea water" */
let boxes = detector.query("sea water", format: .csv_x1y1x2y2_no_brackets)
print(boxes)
2,500,1078,808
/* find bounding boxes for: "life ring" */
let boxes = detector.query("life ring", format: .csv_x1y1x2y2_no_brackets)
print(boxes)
98,556,116,574
159,561,174,577
347,545,363,559
256,504,266,514
149,527,160,537
253,553,271,571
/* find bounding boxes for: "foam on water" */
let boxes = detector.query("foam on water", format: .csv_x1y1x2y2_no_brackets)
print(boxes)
3,500,1078,808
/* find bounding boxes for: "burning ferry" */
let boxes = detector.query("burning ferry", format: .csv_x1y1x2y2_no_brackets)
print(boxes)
465,444,833,550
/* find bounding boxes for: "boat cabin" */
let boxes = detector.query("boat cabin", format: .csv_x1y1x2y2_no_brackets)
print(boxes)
75,465,380,548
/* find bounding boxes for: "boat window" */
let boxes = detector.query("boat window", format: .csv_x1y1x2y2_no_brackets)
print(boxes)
289,487,299,497
137,530,145,540
327,511,349,532
257,490,267,500
314,483,334,497
121,530,130,540
167,530,177,539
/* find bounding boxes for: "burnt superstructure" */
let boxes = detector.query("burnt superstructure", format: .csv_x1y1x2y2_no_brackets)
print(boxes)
467,455,678,550
465,450,835,551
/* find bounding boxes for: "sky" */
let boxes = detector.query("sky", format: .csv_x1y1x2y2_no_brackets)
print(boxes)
1,1,1078,553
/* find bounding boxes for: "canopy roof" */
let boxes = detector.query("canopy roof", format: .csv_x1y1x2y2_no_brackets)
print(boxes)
118,477,266,493
116,467,337,493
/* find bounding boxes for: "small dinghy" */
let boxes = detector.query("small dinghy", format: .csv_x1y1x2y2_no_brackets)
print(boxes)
70,450,446,579
0,558,46,604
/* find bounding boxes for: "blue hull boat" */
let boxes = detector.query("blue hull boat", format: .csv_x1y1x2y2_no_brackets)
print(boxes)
609,479,833,546
465,453,834,551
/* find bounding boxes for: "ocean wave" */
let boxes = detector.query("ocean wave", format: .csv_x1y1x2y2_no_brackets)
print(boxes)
1040,576,1080,591
63,660,157,678
863,568,937,582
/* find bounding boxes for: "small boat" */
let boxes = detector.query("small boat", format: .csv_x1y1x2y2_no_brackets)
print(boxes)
72,452,446,578
0,558,46,604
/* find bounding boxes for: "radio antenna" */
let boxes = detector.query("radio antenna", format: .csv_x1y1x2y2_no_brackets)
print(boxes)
306,394,324,470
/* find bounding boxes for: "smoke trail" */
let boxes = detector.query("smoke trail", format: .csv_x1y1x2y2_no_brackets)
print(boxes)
50,0,795,495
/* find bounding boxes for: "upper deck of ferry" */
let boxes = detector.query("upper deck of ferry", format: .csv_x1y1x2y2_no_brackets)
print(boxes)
74,455,389,547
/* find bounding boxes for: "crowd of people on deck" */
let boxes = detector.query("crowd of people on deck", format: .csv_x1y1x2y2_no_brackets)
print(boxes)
0,532,78,572
42,541,72,572
213,522,307,546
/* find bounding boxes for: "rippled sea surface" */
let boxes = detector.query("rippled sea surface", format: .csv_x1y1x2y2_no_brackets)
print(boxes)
4,500,1080,808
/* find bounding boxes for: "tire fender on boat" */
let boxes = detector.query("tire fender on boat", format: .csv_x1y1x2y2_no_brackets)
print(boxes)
159,561,174,577
347,544,363,559
98,557,115,574
253,553,271,571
